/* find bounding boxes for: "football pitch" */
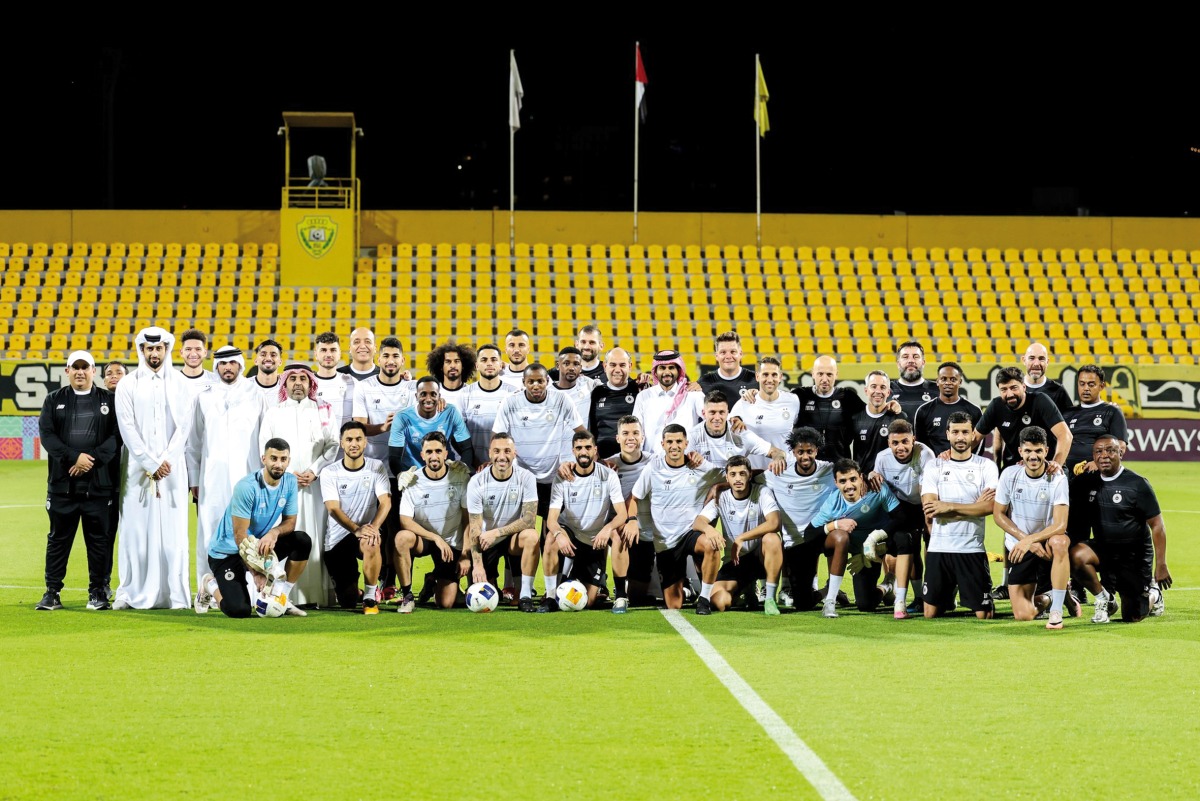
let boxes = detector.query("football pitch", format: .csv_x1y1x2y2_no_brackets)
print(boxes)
1,460,1198,801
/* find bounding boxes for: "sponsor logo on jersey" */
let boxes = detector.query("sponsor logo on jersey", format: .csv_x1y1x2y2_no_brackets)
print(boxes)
932,417,942,427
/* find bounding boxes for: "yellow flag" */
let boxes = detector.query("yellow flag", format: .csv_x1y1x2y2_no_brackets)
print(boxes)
755,59,770,137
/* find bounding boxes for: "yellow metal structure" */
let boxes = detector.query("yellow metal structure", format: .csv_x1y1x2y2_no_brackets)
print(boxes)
278,112,362,286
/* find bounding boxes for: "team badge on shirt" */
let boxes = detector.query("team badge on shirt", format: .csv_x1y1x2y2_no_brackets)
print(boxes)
966,471,976,482
832,400,841,409
625,394,634,403
922,393,932,401
1094,416,1103,426
1113,492,1122,503
100,403,109,415
879,425,888,436
782,410,791,420
1021,415,1031,425
861,503,871,513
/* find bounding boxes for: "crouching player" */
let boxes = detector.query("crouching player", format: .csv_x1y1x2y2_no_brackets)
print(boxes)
395,432,472,613
694,456,783,614
195,438,311,618
869,419,934,617
1068,435,1171,623
322,421,391,614
540,432,627,611
992,426,1073,628
808,459,903,617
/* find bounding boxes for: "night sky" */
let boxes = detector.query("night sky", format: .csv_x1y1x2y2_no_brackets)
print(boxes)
6,20,1197,217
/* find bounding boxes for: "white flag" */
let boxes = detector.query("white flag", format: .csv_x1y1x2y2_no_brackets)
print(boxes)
509,51,524,131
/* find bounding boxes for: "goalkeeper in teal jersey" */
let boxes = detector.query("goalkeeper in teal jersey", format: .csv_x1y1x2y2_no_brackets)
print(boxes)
807,459,905,616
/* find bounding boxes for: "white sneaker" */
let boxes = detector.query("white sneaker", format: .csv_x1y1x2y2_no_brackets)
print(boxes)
779,589,794,608
879,582,895,606
1149,583,1165,617
822,599,838,618
611,597,628,614
755,580,767,604
1092,594,1111,624
194,573,216,614
284,600,307,617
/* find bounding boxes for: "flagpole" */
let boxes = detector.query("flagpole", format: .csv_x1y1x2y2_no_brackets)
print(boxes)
510,49,516,251
755,53,762,249
633,42,641,245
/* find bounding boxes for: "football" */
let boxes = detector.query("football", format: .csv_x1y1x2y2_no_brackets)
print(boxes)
465,582,499,613
556,580,589,612
255,591,287,618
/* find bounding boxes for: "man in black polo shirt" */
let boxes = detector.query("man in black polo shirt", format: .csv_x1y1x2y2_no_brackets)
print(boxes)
36,350,122,611
851,369,907,474
696,332,758,409
1022,342,1072,413
588,348,640,459
792,355,864,462
549,325,607,382
973,367,1072,471
1063,365,1129,477
891,340,939,421
913,362,982,457
1068,435,1170,622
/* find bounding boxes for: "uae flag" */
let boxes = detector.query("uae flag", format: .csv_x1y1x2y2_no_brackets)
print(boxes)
635,45,648,122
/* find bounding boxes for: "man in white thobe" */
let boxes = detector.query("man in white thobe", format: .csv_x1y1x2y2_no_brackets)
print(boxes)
113,327,193,609
185,345,266,591
259,363,339,606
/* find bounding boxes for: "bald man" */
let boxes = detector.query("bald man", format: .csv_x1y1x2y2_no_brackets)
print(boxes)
588,348,640,458
791,356,866,462
1022,343,1072,413
338,327,380,381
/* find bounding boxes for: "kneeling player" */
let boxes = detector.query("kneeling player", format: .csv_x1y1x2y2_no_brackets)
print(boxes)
541,432,627,611
1068,435,1171,623
396,432,471,612
809,459,903,617
196,438,311,618
322,421,392,614
695,456,783,614
992,426,1073,628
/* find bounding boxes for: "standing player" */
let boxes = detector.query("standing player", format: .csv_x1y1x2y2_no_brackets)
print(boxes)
992,426,1072,628
427,340,476,409
1063,365,1128,476
913,362,981,457
352,337,417,464
631,349,703,454
459,344,519,466
891,341,939,421
1068,435,1171,623
550,347,598,453
194,438,311,618
178,328,215,399
321,421,391,613
251,339,284,398
869,420,935,617
549,325,607,382
388,378,474,474
588,348,640,459
102,361,127,391
395,432,472,612
697,456,783,614
609,415,656,612
851,370,907,474
500,329,533,390
100,360,127,597
540,432,627,611
792,355,865,462
629,424,725,614
972,367,1072,471
465,433,542,612
920,412,999,620
337,327,379,381
697,332,758,409
687,391,785,469
313,332,356,429
762,427,839,612
1022,343,1072,412
730,356,799,469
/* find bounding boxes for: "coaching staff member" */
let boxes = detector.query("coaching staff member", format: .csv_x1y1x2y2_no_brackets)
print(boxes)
36,350,122,611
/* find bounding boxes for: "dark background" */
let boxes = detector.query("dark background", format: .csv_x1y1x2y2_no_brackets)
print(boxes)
5,20,1196,217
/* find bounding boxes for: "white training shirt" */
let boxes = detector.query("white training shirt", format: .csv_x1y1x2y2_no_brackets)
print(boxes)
320,457,392,550
466,464,539,532
995,465,1070,551
631,455,723,551
351,376,417,465
761,456,837,548
921,454,1000,553
632,384,703,455
315,372,356,429
549,463,625,545
686,421,775,469
458,382,519,466
700,485,779,556
612,451,654,543
873,445,936,505
730,393,800,468
549,377,597,458
493,391,583,482
398,462,471,548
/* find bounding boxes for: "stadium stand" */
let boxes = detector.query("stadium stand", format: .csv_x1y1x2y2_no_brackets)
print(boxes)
0,241,1196,378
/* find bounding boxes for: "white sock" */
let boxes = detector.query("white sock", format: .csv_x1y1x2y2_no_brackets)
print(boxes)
895,584,908,608
544,575,558,598
1095,589,1109,604
765,582,777,601
506,563,516,588
825,574,843,602
364,584,378,601
700,582,714,600
205,577,218,596
520,574,534,599
275,579,294,598
812,575,819,591
1050,589,1066,614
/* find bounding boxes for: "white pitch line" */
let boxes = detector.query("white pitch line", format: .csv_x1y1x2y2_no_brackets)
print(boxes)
1162,509,1200,514
661,609,858,801
0,504,42,509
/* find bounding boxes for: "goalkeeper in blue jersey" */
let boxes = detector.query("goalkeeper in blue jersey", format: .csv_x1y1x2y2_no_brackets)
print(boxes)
806,459,906,617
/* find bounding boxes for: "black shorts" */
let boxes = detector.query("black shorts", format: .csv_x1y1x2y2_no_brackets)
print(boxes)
716,550,767,586
656,530,703,589
852,560,883,612
480,535,520,585
783,537,826,610
207,534,309,619
414,537,463,582
923,551,994,613
627,538,656,584
325,533,368,607
561,528,608,589
1094,538,1152,621
536,481,552,519
1006,549,1051,588
888,501,923,557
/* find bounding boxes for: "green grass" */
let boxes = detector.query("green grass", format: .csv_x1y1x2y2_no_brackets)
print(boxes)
2,460,1199,800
